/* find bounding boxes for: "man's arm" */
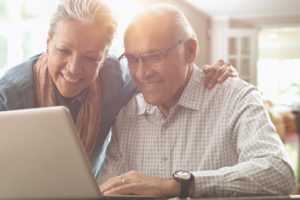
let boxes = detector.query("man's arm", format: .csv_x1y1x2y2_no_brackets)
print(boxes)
191,86,295,197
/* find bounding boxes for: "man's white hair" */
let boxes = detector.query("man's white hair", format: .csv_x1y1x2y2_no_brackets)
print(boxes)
126,4,197,43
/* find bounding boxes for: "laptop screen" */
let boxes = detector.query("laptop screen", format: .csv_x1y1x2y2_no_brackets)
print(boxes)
0,106,101,199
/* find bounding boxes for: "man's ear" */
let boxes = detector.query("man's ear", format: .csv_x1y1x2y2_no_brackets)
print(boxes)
184,38,197,63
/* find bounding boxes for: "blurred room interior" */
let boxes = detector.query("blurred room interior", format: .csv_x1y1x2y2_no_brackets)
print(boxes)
0,0,300,193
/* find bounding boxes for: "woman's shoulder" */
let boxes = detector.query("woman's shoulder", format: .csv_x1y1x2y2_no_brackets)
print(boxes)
101,56,128,80
0,55,38,110
100,56,133,93
0,55,39,89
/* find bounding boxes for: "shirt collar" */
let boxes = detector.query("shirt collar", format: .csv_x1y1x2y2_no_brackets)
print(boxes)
136,65,205,116
136,94,157,115
177,65,205,111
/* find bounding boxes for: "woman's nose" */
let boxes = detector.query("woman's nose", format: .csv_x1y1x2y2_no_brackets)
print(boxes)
67,55,82,74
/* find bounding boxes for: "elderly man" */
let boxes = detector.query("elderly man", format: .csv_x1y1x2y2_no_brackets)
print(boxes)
98,4,295,198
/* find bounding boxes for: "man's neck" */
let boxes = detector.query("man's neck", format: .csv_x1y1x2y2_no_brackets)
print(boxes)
157,66,193,118
158,104,171,118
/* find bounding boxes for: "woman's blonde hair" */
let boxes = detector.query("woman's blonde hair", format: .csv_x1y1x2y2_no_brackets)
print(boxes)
49,0,117,46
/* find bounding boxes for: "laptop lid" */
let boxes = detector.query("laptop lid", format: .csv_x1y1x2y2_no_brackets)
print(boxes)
0,106,101,199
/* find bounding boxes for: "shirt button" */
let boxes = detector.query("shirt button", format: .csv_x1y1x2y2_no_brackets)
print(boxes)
162,123,169,129
161,156,168,162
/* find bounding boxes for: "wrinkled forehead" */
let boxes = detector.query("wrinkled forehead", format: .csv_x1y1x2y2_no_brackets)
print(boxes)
125,13,176,44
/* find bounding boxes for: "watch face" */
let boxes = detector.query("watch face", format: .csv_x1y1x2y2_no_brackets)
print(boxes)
174,170,191,180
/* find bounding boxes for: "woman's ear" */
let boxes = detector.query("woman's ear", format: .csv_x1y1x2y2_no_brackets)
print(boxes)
46,31,52,53
184,38,197,63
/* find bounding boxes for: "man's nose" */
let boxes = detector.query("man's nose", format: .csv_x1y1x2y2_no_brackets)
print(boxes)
135,58,153,79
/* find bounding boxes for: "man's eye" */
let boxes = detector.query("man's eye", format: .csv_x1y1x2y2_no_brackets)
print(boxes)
148,54,162,62
84,56,101,64
127,56,138,63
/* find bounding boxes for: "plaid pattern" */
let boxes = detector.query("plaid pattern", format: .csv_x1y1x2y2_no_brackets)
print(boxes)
99,66,295,197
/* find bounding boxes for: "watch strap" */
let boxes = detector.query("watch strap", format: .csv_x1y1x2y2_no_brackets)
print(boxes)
173,171,194,198
180,178,190,198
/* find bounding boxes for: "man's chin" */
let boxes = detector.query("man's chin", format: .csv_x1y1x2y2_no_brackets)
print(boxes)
143,97,161,106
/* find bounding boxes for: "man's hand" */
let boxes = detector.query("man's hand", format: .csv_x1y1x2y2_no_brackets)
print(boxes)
100,171,180,198
203,59,239,89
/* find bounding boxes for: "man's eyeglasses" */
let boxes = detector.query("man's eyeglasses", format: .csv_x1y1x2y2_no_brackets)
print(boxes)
118,40,183,68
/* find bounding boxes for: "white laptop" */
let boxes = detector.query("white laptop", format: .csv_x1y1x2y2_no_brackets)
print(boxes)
0,106,156,200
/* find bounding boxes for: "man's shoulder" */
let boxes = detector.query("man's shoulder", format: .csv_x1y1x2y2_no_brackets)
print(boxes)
218,77,253,90
189,66,261,109
216,77,258,96
183,66,258,107
204,77,261,108
191,65,255,93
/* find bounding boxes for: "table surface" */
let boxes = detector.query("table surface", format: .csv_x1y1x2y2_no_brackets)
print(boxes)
28,195,300,200
191,195,300,200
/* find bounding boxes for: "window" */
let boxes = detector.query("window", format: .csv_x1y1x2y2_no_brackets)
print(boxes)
0,0,58,73
257,28,300,107
0,0,143,74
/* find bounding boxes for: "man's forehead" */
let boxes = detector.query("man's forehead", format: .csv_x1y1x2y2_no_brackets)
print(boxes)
124,29,174,54
126,19,173,41
132,13,171,29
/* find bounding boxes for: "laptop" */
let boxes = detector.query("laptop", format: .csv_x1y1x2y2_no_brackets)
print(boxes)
0,106,157,200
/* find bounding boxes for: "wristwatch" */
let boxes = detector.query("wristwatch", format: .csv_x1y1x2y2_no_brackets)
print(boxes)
172,170,194,198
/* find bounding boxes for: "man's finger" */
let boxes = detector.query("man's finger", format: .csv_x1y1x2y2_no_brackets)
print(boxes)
103,182,143,196
100,176,125,193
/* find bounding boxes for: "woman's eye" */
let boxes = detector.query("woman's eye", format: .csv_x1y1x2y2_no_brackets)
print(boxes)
57,48,70,54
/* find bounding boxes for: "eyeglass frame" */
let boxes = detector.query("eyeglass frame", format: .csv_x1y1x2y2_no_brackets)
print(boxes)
118,40,183,68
